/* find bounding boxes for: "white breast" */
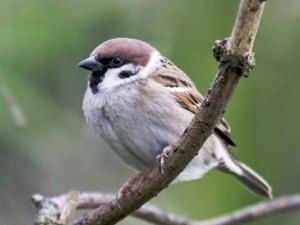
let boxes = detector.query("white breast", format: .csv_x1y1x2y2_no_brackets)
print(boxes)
83,78,226,182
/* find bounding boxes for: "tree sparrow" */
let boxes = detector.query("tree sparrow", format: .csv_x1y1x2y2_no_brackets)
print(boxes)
79,38,272,198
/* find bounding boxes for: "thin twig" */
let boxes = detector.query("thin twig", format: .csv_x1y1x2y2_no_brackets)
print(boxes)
0,83,27,128
194,194,300,225
32,192,300,225
73,1,267,224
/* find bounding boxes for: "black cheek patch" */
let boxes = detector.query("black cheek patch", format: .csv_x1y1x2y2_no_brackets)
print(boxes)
118,70,138,79
89,70,106,94
90,76,103,94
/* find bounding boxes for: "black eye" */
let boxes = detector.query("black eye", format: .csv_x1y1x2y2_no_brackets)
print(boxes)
110,57,123,67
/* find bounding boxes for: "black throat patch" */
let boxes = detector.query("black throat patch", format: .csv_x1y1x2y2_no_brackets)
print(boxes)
89,69,107,94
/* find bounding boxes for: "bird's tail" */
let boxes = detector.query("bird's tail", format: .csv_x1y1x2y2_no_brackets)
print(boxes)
219,158,272,198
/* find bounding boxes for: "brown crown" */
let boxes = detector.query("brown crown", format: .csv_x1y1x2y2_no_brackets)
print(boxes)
91,38,156,67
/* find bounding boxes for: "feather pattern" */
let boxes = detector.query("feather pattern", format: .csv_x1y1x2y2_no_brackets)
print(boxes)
82,39,271,197
153,57,236,147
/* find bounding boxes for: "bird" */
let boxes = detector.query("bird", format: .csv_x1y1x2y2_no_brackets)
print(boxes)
78,38,272,198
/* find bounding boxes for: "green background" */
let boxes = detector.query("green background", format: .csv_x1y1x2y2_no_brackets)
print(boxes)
1,1,299,224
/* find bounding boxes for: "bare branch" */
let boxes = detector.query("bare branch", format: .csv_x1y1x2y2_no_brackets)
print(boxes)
72,1,267,224
32,192,79,225
32,192,300,225
229,0,266,56
194,194,300,225
32,192,189,225
60,192,80,225
78,193,189,225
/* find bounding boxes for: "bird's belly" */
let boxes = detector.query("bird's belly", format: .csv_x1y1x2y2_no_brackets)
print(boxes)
83,87,222,180
100,109,222,179
100,106,187,172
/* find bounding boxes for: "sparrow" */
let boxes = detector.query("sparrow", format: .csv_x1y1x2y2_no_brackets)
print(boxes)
78,38,272,198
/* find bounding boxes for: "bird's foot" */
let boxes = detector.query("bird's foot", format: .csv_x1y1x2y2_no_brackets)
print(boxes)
156,145,173,174
115,173,143,209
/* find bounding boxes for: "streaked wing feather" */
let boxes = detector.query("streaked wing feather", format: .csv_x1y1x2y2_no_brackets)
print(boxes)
153,58,236,147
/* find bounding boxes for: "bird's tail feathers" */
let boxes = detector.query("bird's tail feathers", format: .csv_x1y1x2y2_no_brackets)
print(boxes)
219,158,272,198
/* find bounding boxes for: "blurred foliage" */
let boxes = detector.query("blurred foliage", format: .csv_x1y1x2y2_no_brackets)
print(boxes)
0,0,300,224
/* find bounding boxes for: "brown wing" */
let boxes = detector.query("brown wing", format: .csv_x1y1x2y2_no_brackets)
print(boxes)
153,57,237,147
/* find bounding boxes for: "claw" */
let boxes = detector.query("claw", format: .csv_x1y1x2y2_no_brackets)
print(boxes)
156,146,173,174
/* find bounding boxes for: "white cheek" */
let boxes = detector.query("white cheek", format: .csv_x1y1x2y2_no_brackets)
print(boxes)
99,51,163,92
100,64,140,91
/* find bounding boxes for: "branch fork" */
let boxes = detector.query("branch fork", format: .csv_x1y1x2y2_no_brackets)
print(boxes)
213,38,256,77
32,192,300,225
32,192,79,225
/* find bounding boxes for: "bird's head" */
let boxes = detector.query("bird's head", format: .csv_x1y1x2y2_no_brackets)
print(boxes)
78,38,162,94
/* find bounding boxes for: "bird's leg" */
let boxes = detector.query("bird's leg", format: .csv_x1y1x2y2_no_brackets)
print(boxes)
156,145,173,174
115,173,144,209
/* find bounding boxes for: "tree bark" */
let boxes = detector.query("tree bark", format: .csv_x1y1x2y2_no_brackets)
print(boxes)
32,192,300,225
